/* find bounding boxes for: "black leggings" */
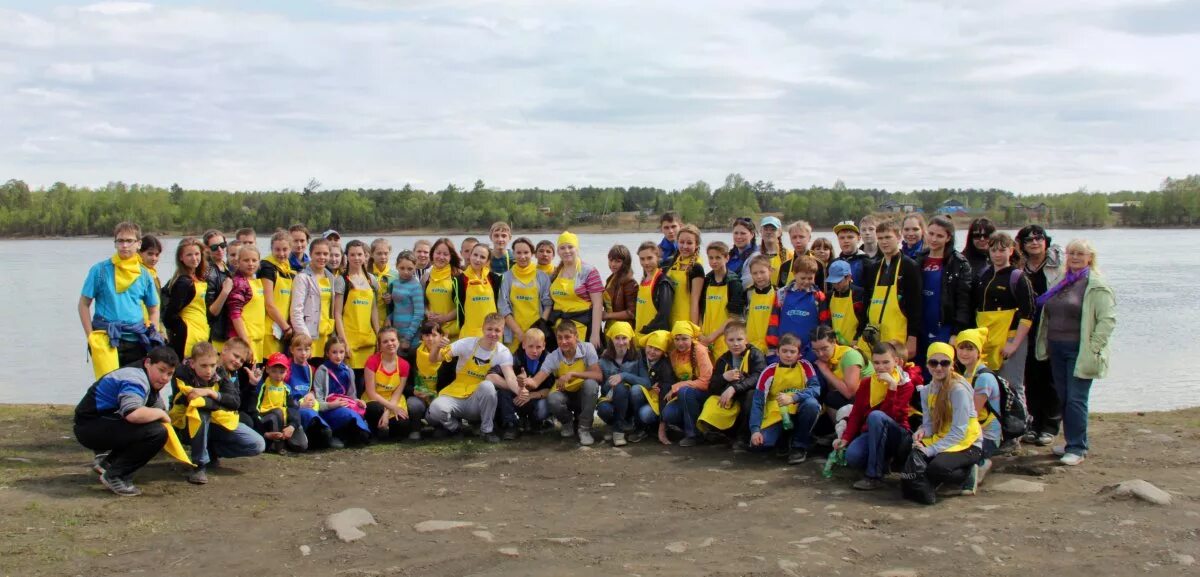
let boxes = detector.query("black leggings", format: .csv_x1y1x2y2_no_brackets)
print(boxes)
74,417,167,478
926,446,983,486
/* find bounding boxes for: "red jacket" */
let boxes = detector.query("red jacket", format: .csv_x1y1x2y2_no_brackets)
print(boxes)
840,372,915,443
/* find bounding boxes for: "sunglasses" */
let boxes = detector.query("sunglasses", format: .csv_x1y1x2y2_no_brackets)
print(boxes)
926,359,953,368
209,242,228,251
1021,234,1045,243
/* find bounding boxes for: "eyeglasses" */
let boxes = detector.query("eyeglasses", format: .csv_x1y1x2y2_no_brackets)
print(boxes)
926,359,953,368
114,238,139,246
209,242,228,251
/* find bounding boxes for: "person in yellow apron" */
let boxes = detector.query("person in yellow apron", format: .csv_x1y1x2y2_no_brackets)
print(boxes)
336,241,381,373
226,245,268,363
809,324,874,420
80,222,162,379
972,233,1035,375
698,241,746,360
549,231,604,350
368,238,396,325
659,321,713,446
954,328,1002,471
424,238,462,338
634,242,676,336
697,319,766,442
412,322,445,408
362,328,425,440
667,225,705,325
425,313,518,443
829,340,911,491
169,340,265,484
747,334,821,464
523,320,603,445
458,243,501,338
163,237,211,360
911,342,984,501
260,231,295,356
744,255,777,356
255,352,305,453
862,221,919,361
535,240,557,275
820,260,869,358
758,216,793,288
628,329,675,443
499,238,551,352
289,238,336,362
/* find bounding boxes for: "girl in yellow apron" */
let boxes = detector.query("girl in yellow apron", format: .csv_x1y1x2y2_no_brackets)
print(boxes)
425,238,462,338
744,255,777,356
336,241,381,374
227,245,268,363
697,320,765,437
634,242,675,337
163,237,210,360
500,238,550,351
549,232,603,348
758,216,792,288
628,330,674,443
660,321,713,446
458,243,501,338
698,242,745,360
667,225,705,325
911,342,983,501
368,238,396,325
260,231,295,356
972,233,1035,373
362,328,424,440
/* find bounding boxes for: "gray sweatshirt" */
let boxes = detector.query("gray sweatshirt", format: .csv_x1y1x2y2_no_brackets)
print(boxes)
919,378,981,456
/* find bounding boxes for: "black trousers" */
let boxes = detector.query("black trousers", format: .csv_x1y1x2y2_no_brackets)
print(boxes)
1024,356,1061,435
926,445,983,486
74,416,167,478
117,341,147,369
257,409,308,451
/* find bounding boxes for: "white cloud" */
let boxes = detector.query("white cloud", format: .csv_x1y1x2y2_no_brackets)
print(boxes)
0,0,1197,194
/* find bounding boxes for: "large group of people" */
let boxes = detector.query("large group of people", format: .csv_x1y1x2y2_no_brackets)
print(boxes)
74,213,1117,503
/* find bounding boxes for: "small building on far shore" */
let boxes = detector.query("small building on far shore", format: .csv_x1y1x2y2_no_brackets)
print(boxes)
878,200,921,213
936,199,968,215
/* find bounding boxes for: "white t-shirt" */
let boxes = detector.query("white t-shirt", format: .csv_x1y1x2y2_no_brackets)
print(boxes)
449,337,514,372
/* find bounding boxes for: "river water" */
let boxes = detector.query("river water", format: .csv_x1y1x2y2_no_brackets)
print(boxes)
0,229,1188,412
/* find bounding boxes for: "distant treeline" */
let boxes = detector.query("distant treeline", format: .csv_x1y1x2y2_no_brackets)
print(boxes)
0,173,1196,237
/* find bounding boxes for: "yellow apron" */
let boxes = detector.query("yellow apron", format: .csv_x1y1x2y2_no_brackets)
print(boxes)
257,379,290,421
865,258,907,347
314,276,335,355
169,381,241,435
87,331,120,379
343,279,377,369
439,343,493,399
413,343,442,399
551,272,591,340
634,270,661,334
363,354,408,413
460,269,497,338
179,279,210,357
760,364,807,429
829,292,859,347
555,347,587,393
746,287,776,354
426,266,459,338
769,248,793,288
507,267,542,351
697,351,750,431
264,259,294,355
926,384,983,453
372,264,395,326
976,271,1019,371
700,279,730,360
667,257,697,324
241,278,267,363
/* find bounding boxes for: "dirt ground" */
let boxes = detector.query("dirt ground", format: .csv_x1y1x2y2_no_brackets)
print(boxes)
1,405,1198,577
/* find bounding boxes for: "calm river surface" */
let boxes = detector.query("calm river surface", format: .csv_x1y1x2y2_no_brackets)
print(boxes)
0,229,1187,412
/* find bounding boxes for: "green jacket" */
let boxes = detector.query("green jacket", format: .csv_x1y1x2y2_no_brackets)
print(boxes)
1035,272,1116,379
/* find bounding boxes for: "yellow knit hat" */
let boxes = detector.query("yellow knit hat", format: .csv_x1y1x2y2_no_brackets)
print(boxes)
954,328,988,353
557,231,579,248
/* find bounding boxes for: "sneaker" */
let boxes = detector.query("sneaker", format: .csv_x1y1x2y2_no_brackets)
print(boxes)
501,426,518,441
100,472,141,497
961,464,979,495
578,430,595,446
603,431,613,442
678,436,700,447
1059,453,1085,466
408,430,422,441
187,466,209,485
977,458,993,484
482,432,501,444
787,449,808,465
1052,444,1066,457
852,477,884,491
612,431,627,447
91,452,109,475
626,429,647,444
329,436,346,450
997,438,1021,455
1034,433,1055,446
1022,430,1038,443
559,420,575,439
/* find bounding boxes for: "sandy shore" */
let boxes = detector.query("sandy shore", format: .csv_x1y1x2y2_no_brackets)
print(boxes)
0,405,1197,577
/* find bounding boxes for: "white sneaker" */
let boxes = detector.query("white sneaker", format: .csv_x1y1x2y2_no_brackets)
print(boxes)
578,430,595,446
560,420,575,438
612,432,627,447
1052,444,1066,456
1060,453,1085,466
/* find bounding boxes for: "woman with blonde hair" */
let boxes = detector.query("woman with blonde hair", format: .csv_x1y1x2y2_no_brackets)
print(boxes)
1034,239,1116,466
907,341,984,503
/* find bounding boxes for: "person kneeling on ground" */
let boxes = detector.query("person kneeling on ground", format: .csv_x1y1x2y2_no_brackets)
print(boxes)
361,329,425,442
427,312,519,443
495,328,552,439
660,321,713,446
748,333,821,464
904,342,985,504
75,346,180,497
696,319,766,445
832,341,913,491
256,353,305,454
524,320,602,446
627,330,677,443
596,322,645,447
171,339,266,485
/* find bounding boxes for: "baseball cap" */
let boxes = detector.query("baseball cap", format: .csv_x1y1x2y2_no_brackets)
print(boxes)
833,220,860,235
265,352,290,368
759,216,783,231
826,260,852,284
322,229,341,240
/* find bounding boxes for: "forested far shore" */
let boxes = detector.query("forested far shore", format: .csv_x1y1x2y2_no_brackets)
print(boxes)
1,173,1197,237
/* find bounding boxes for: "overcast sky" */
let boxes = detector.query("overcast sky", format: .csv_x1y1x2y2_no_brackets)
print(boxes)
2,0,1198,194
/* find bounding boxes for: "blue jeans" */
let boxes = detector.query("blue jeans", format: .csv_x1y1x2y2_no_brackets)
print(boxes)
630,385,659,429
186,413,266,467
751,397,821,451
596,383,632,432
844,410,906,479
662,387,708,439
496,389,550,428
1049,340,1093,456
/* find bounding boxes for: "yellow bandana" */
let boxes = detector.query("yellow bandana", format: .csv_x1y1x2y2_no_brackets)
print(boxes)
264,254,294,277
430,264,453,284
111,253,143,293
511,261,538,285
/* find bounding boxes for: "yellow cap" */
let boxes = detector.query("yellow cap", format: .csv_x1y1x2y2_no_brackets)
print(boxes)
605,321,634,342
641,330,671,352
671,320,701,339
927,341,956,363
557,231,579,248
954,328,988,353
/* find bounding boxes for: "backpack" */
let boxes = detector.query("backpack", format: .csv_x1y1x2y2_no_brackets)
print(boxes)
974,366,1028,441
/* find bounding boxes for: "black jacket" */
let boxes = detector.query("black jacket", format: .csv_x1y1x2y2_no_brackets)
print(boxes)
708,346,767,398
637,271,676,335
861,252,923,341
914,248,974,334
172,363,242,413
698,270,746,323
